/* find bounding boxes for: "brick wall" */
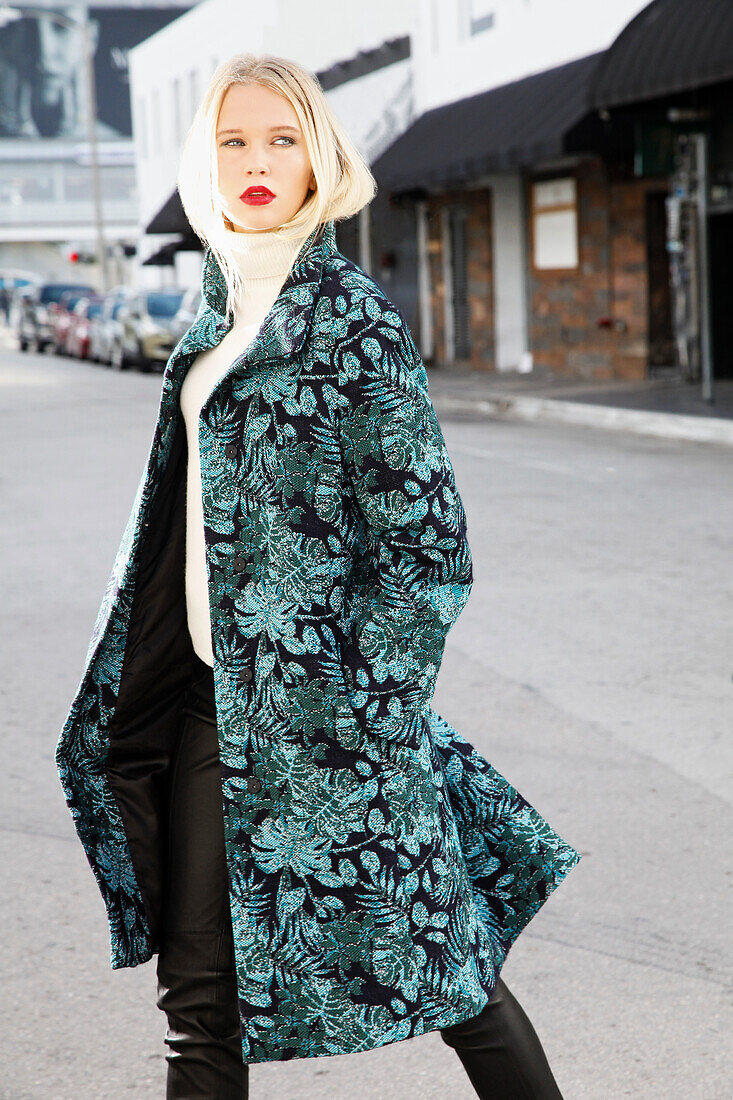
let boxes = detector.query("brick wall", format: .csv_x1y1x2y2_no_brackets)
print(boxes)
528,157,668,381
422,161,667,380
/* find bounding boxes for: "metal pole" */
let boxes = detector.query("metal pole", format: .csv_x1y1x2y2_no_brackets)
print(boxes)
80,13,108,292
358,204,371,275
695,131,713,403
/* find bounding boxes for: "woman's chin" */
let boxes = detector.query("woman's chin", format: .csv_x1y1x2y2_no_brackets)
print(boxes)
225,206,281,233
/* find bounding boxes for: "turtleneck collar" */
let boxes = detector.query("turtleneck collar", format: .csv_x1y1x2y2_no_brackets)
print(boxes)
222,224,305,281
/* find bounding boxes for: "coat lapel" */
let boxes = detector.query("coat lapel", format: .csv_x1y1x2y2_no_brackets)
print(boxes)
151,218,336,498
173,218,336,372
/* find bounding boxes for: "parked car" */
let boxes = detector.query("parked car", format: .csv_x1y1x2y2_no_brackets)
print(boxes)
50,288,98,355
65,295,106,359
169,285,202,347
89,287,135,365
0,270,39,321
110,288,186,371
17,281,96,353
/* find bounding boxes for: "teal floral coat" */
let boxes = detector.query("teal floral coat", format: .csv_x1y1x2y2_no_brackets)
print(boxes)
56,218,581,1063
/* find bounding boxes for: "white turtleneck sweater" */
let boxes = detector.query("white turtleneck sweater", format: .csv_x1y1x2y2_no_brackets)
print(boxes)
180,226,303,667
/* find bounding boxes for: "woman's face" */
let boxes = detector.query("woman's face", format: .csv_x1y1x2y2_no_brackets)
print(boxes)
216,83,316,233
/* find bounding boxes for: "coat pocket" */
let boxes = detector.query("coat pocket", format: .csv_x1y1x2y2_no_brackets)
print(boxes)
335,625,427,751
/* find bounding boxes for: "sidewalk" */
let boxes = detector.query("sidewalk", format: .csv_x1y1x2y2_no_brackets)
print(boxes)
427,364,733,447
6,315,733,446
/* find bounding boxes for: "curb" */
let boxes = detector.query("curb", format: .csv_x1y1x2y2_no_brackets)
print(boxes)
432,392,733,447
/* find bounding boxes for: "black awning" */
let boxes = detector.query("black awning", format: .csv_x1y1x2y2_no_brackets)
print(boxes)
371,52,602,193
142,236,200,266
145,189,188,235
591,0,733,110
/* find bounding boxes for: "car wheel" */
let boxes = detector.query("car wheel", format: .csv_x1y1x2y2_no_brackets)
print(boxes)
18,337,28,352
110,341,128,370
135,342,151,373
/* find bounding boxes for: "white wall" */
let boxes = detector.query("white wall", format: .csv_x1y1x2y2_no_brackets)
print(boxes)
413,0,651,113
484,173,529,371
324,61,413,164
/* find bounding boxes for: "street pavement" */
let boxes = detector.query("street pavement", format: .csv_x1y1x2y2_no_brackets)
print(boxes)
1,346,731,1099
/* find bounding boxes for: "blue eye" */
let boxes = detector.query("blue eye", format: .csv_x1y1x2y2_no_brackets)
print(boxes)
222,136,295,147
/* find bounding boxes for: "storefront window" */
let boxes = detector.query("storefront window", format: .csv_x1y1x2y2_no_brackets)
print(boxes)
531,177,579,270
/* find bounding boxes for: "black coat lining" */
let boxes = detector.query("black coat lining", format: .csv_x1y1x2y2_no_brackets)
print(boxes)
105,421,197,949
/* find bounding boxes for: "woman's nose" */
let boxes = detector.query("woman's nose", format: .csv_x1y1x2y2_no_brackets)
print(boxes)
244,155,270,175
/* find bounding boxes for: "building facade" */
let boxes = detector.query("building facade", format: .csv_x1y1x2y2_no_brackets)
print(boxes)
373,0,676,381
0,1,192,289
373,0,733,384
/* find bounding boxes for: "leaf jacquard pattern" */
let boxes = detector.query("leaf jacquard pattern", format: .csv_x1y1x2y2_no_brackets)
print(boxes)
337,299,473,739
56,219,582,1063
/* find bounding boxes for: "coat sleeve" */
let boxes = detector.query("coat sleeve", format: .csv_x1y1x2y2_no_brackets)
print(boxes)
336,295,472,737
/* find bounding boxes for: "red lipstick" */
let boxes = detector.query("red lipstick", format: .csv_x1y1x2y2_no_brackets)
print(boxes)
240,185,275,206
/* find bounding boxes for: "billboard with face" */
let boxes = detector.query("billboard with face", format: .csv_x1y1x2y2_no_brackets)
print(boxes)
0,5,188,140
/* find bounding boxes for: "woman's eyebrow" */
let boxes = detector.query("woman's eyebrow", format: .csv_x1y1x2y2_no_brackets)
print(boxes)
216,125,301,136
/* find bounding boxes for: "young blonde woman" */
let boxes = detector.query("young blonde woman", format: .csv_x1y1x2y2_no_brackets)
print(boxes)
56,53,581,1099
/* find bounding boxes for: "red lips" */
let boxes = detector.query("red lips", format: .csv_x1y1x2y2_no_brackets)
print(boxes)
239,186,275,205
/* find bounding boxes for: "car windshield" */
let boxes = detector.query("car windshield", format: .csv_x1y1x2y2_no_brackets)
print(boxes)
145,291,184,319
39,284,94,305
87,302,104,318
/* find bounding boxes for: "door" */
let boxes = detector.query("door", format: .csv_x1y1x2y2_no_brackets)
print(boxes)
646,191,675,372
447,204,470,361
708,209,733,379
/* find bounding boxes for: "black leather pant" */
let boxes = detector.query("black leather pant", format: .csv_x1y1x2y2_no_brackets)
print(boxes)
155,653,565,1099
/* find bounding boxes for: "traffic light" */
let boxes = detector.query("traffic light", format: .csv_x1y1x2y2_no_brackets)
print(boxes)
67,246,95,264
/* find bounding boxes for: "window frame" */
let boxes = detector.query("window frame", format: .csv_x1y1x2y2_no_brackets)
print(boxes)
529,173,580,274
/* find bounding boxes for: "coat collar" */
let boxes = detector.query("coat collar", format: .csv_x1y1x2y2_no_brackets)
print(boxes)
174,218,337,371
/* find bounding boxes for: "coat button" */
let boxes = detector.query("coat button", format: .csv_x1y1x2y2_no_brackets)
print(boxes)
240,666,253,683
246,776,262,793
225,443,238,460
232,555,248,572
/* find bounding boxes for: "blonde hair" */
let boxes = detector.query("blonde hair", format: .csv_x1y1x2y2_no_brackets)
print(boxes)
177,52,376,320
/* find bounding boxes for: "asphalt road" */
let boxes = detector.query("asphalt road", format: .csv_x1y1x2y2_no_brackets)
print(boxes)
1,347,731,1099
